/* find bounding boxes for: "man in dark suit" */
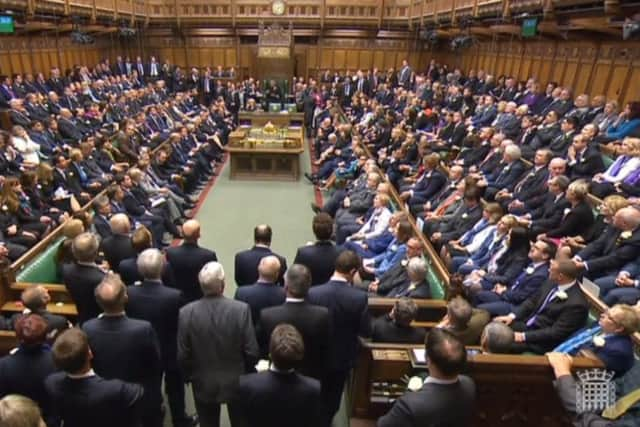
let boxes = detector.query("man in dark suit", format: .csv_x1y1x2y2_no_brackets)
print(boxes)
496,148,551,210
178,261,259,427
234,224,287,287
308,250,370,425
549,116,578,158
567,134,605,181
483,145,526,201
575,207,640,281
378,328,476,427
126,248,196,427
400,154,447,214
82,274,163,427
166,220,218,303
62,232,107,324
430,188,483,251
100,214,136,273
10,285,70,336
521,175,571,238
45,328,144,427
259,264,330,381
293,213,339,286
236,324,322,427
234,255,286,327
372,298,426,344
475,239,555,316
398,59,412,89
383,254,432,298
495,259,589,354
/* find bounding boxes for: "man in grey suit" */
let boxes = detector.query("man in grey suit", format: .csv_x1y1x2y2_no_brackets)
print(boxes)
177,261,260,427
378,328,476,427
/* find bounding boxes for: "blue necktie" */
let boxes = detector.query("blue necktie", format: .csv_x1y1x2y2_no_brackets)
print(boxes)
526,286,558,327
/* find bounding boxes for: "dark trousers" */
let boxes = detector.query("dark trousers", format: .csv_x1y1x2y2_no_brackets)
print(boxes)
322,370,348,426
194,400,244,427
165,367,187,425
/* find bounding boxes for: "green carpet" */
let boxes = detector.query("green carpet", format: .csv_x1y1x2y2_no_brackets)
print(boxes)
169,143,350,427
194,148,316,299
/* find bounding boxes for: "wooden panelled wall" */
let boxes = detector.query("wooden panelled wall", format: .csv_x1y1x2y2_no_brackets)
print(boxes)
0,35,132,77
431,40,640,107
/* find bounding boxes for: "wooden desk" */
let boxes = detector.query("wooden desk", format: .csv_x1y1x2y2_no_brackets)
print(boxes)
227,127,304,181
238,111,304,128
352,341,603,426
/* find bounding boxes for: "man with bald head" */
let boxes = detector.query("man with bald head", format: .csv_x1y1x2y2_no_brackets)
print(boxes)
166,219,218,303
62,232,106,324
234,255,286,327
234,224,287,287
99,213,136,273
83,273,163,427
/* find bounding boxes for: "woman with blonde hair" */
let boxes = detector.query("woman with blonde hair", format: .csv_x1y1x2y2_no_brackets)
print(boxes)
591,137,640,198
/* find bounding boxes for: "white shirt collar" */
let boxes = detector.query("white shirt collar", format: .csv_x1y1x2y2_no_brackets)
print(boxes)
423,375,459,385
68,369,96,379
330,274,348,283
557,280,577,293
270,365,295,374
286,297,304,303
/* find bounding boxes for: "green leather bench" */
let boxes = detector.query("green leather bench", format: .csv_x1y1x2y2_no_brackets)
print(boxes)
15,238,64,284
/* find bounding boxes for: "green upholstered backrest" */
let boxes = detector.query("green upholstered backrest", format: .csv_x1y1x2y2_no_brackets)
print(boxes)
423,255,446,300
16,238,63,284
602,155,614,169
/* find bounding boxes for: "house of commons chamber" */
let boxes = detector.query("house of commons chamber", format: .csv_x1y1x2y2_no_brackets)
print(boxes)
1,0,640,426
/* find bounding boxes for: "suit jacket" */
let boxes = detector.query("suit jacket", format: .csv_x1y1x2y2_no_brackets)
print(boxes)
578,227,640,275
488,160,526,192
62,262,106,324
308,280,370,372
515,281,589,353
549,131,576,157
118,257,176,289
293,241,339,286
166,242,218,302
82,315,162,410
0,345,57,425
178,296,259,403
376,261,409,296
236,370,322,427
546,200,594,238
378,376,476,427
259,301,330,380
513,166,549,201
502,263,549,305
438,203,483,241
582,334,634,377
45,372,144,427
234,281,285,327
234,245,286,287
371,315,426,344
531,193,570,232
100,234,136,273
386,279,432,299
410,170,447,204
569,147,606,181
126,280,184,368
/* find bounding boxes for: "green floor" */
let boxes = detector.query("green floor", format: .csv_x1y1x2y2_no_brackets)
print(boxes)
166,144,351,427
